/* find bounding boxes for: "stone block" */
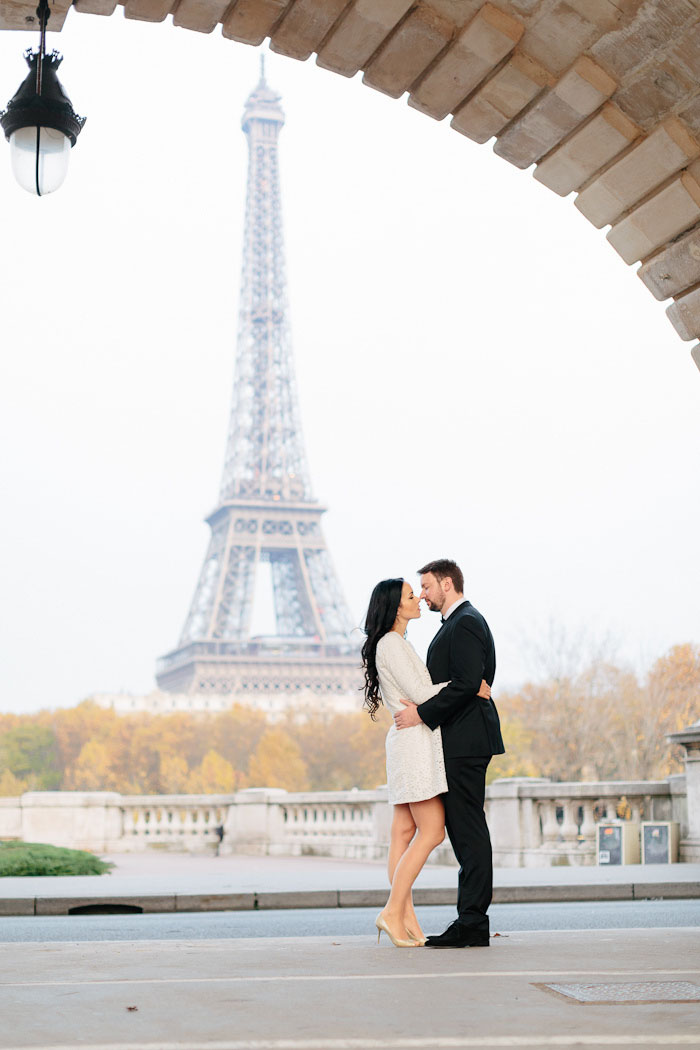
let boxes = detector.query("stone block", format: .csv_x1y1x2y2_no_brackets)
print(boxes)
413,886,456,906
0,898,34,917
494,56,616,169
590,0,698,80
73,0,118,15
451,50,552,144
0,0,70,29
0,798,22,839
270,0,351,62
612,59,695,131
173,0,229,33
123,0,173,22
638,224,700,301
633,881,700,900
316,0,414,78
175,893,256,911
337,889,386,908
679,94,700,141
575,117,700,228
493,883,634,903
20,791,123,852
666,286,700,342
222,0,291,45
519,0,620,76
534,103,639,197
408,3,523,121
420,0,485,30
255,890,338,909
670,18,700,82
692,344,700,371
607,170,700,265
362,5,454,100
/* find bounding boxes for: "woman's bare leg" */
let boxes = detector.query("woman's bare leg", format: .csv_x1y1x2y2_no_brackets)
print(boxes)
388,804,416,883
387,804,420,939
381,796,445,941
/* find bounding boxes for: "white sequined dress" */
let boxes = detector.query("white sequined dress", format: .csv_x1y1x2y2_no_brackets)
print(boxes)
376,631,449,805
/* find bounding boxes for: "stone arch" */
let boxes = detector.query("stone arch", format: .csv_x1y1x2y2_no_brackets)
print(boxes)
3,0,700,369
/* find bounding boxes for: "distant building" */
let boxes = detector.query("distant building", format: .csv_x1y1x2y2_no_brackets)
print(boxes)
92,688,360,722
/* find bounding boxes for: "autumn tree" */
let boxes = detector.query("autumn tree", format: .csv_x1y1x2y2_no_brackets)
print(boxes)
158,753,190,794
0,768,26,795
1,641,697,796
206,706,267,776
286,711,388,791
0,724,62,789
67,739,120,791
248,728,309,791
187,750,237,794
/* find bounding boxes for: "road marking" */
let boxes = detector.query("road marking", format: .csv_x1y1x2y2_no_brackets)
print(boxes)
10,1037,700,1050
2,968,699,988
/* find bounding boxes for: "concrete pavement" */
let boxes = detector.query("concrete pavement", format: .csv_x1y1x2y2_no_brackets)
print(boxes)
1,927,699,1049
1,853,699,916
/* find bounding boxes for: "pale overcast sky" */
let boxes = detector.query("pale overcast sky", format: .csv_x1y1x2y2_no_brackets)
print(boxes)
0,14,698,714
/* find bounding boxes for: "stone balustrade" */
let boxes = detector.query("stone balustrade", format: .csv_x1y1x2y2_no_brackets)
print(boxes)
482,776,687,868
0,772,690,865
120,796,230,851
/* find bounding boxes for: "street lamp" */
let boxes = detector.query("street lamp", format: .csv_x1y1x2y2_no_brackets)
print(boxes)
0,0,85,196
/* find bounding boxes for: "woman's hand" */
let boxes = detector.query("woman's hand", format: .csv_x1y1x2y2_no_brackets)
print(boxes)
477,679,491,700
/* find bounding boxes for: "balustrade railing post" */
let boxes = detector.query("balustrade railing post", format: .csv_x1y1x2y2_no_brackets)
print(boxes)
579,801,597,845
560,800,580,852
540,801,560,847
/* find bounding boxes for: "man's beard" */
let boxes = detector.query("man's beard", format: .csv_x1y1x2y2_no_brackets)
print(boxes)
427,598,444,612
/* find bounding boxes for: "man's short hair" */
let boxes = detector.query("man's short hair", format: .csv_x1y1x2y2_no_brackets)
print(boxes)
417,559,464,595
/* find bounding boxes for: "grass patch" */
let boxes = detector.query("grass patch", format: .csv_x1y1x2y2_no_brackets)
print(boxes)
0,840,113,877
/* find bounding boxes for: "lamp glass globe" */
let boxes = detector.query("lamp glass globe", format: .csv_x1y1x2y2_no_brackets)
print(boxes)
10,125,71,196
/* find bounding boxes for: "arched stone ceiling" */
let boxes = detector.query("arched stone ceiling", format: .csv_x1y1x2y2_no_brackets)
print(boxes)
3,0,700,371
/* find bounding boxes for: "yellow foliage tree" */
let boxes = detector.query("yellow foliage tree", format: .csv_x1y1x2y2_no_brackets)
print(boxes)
487,715,539,783
187,750,237,794
248,729,309,791
159,753,190,794
286,710,388,791
1,640,696,795
0,767,27,796
66,739,120,790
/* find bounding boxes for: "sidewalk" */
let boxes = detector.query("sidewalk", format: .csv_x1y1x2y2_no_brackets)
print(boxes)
1,852,699,916
2,927,699,1049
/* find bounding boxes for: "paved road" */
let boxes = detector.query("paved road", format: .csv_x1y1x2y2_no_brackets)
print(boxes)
1,899,698,942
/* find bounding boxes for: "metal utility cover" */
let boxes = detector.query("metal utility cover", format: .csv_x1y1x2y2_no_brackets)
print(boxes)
539,981,700,1004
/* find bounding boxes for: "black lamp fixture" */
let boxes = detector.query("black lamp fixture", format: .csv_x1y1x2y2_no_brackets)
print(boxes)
0,0,85,196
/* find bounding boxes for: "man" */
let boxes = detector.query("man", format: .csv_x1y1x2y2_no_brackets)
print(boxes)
394,558,504,947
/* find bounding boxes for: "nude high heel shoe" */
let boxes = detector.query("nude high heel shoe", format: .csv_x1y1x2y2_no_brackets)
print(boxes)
375,913,417,948
405,927,426,946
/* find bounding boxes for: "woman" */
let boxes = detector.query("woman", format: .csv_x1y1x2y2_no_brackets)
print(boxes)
361,577,491,948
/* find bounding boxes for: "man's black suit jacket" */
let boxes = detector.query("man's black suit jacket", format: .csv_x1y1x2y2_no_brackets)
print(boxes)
419,600,505,759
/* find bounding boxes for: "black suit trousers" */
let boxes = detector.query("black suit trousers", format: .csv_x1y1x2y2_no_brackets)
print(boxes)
442,756,492,932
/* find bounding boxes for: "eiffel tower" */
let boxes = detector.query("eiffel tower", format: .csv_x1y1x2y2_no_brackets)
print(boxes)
156,60,359,699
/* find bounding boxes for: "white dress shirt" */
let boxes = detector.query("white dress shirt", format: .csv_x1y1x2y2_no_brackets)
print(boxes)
441,596,468,622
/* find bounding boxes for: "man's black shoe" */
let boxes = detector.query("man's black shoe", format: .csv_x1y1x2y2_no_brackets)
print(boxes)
424,922,490,948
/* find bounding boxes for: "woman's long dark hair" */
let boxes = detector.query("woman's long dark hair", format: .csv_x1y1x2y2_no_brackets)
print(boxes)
361,578,404,719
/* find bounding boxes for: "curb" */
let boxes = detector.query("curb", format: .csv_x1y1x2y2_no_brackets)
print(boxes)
0,880,698,916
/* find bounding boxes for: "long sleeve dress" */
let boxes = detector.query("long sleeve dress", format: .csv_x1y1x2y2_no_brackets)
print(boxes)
375,630,449,805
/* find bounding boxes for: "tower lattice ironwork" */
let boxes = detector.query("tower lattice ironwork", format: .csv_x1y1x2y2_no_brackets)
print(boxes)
156,61,359,698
